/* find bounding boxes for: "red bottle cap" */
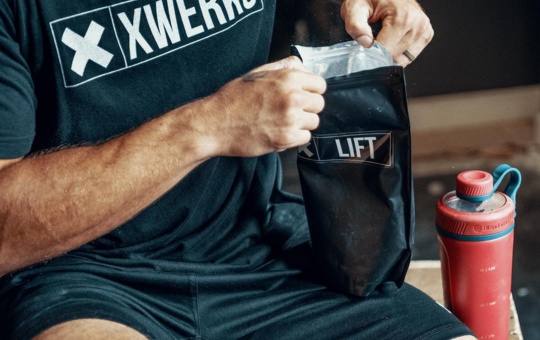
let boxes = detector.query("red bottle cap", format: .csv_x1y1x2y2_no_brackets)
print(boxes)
456,170,493,198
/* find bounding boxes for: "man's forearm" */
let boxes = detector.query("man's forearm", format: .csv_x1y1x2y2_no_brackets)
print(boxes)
0,56,327,277
0,100,212,277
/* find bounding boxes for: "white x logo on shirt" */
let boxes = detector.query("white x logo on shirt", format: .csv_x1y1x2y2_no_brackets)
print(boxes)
61,21,114,77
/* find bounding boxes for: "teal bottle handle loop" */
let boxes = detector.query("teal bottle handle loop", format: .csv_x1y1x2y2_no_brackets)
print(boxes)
492,164,521,212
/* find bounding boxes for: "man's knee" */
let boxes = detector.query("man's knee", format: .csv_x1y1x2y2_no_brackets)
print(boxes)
33,318,147,340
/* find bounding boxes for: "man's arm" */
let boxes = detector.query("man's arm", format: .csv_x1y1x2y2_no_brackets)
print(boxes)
0,56,325,277
0,105,209,276
338,0,434,66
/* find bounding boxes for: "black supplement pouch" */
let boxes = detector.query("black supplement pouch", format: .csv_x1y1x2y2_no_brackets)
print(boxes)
293,42,414,297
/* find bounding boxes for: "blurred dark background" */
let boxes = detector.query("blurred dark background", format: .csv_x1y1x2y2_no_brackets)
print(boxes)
270,1,540,338
270,0,539,97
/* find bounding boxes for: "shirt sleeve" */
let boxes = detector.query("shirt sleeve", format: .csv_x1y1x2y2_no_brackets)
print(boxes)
0,2,36,159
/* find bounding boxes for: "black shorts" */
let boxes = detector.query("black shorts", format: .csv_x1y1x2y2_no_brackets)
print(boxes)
0,243,472,340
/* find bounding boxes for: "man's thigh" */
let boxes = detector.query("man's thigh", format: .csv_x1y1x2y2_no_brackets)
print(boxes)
34,319,147,340
0,270,199,340
198,271,475,339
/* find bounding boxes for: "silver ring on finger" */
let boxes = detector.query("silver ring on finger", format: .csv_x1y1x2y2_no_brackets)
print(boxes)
403,49,416,62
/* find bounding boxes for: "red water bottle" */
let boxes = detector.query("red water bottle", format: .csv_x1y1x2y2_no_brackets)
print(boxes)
435,164,521,339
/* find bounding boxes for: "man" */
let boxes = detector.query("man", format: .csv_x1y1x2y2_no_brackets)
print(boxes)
0,0,474,338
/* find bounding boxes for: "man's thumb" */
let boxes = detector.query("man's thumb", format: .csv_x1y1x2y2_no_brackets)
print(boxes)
341,0,374,47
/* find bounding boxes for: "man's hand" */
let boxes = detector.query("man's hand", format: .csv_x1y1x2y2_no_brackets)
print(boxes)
201,56,326,157
340,0,434,66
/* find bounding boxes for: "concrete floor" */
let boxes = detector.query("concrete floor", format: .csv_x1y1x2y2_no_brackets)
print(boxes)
279,148,540,339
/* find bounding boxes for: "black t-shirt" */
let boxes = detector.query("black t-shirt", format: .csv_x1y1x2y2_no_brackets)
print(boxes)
0,0,307,270
1,0,275,154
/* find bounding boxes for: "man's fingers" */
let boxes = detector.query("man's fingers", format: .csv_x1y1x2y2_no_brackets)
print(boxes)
341,0,433,65
277,55,309,71
375,4,432,63
296,130,313,148
301,73,327,95
279,58,327,94
341,0,375,47
372,1,421,50
302,92,325,114
298,111,321,131
393,23,434,67
247,57,326,94
253,55,308,73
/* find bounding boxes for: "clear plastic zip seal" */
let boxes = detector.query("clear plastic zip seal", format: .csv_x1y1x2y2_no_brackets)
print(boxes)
292,41,397,79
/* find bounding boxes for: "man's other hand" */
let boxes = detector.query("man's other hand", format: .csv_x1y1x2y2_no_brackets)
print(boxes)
200,56,326,157
340,0,434,66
